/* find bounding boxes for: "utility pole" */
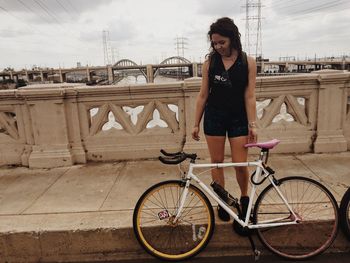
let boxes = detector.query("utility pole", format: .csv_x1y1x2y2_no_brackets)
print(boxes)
174,36,188,79
174,36,188,59
102,30,118,65
102,30,109,65
243,0,263,59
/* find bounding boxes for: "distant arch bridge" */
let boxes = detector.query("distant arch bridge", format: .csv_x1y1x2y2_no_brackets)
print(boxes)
113,56,192,67
113,59,139,67
160,56,191,64
112,59,146,80
112,56,193,80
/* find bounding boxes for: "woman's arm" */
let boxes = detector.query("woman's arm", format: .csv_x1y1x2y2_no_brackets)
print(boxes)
245,56,257,142
192,60,210,141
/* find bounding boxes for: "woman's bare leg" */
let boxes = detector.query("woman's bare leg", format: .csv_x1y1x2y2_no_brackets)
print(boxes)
228,136,249,196
205,135,226,187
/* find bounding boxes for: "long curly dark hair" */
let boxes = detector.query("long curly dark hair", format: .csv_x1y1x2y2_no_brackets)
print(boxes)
207,17,242,58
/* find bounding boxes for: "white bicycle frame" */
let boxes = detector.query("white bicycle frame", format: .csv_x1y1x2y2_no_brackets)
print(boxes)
175,159,300,229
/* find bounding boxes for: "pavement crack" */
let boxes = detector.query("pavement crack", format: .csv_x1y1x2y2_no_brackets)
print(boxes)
99,162,127,211
294,155,322,179
294,155,341,199
19,167,71,215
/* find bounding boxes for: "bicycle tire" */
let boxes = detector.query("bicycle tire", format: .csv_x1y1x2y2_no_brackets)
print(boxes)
253,176,338,260
133,180,215,261
339,187,350,240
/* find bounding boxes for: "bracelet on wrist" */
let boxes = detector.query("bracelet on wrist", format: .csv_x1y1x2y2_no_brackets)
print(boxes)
248,121,257,128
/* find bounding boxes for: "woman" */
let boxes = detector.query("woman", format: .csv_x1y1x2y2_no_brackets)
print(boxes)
191,17,257,222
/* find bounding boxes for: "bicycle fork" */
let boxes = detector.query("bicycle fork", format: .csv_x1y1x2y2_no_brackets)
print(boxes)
173,179,191,223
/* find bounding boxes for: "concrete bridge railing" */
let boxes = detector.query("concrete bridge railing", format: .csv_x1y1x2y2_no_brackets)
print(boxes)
0,70,349,168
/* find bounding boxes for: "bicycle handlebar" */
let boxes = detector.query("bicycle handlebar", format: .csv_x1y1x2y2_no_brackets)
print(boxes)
159,150,197,165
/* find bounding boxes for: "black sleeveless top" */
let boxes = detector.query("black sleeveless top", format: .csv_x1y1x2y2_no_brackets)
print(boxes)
207,51,249,121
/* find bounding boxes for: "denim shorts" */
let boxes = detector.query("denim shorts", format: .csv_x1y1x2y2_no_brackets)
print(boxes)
203,106,248,138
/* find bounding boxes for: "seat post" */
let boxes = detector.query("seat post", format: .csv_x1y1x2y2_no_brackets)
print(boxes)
258,148,269,163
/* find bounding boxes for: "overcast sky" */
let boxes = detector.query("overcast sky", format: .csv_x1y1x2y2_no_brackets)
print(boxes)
0,0,349,70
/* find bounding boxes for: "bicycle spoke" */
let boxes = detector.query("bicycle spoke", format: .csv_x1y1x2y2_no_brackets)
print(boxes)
255,177,338,260
133,181,214,261
180,199,202,219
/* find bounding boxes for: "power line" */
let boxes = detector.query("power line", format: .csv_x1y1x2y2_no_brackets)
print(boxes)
281,1,349,21
0,4,49,36
33,0,64,25
271,0,285,5
289,0,344,15
65,0,79,14
30,0,80,36
55,0,75,20
55,0,71,14
1,0,97,50
269,0,313,9
272,0,321,10
15,0,60,26
0,3,86,51
269,0,346,14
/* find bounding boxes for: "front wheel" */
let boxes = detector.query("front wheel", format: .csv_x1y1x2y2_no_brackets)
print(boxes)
253,176,338,260
339,187,350,240
133,180,215,261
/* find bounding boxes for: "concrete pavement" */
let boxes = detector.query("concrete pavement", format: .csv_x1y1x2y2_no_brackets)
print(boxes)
0,152,349,262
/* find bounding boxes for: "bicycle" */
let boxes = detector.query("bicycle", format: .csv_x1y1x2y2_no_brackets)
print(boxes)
133,139,339,261
340,187,350,240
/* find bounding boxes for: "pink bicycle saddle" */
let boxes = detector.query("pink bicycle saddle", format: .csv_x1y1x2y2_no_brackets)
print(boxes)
244,139,280,149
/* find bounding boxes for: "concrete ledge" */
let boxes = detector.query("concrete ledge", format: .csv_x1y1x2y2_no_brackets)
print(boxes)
0,211,349,263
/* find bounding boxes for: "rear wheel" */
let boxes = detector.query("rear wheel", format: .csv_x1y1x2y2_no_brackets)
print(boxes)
254,176,338,260
339,187,350,240
133,180,215,261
